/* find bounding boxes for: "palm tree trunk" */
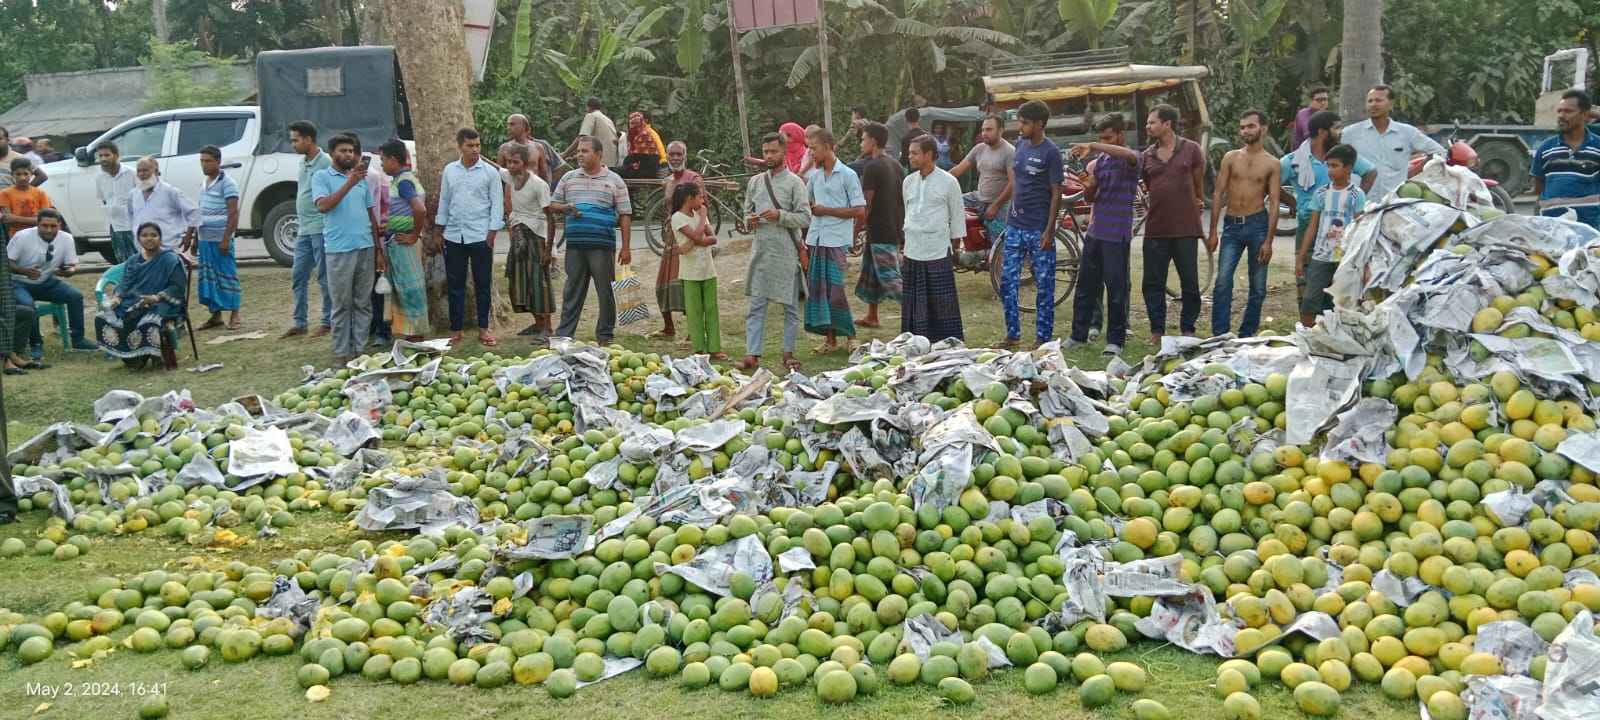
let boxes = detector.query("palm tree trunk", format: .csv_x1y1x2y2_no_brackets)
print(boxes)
1339,0,1384,124
384,0,508,333
152,0,169,43
322,0,345,45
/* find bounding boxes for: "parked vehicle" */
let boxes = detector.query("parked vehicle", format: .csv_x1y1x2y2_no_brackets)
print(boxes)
1422,48,1592,199
39,46,410,265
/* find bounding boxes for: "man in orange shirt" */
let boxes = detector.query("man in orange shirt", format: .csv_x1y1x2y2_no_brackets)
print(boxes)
0,158,52,237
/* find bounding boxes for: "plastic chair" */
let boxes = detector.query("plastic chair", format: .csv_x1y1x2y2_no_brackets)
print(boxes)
33,302,70,350
94,262,127,306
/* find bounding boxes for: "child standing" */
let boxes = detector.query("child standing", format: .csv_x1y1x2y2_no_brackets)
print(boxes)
1297,143,1366,328
670,183,729,360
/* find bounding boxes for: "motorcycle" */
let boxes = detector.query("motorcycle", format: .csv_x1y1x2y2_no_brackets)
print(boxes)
954,175,1086,313
1417,140,1518,213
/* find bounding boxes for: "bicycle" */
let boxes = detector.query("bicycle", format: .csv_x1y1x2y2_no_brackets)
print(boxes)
643,150,755,256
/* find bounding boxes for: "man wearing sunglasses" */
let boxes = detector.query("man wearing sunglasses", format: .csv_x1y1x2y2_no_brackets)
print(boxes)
7,208,99,353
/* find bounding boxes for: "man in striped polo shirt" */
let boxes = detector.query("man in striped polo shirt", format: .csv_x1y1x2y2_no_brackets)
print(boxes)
1067,115,1141,357
550,135,632,345
1532,89,1600,230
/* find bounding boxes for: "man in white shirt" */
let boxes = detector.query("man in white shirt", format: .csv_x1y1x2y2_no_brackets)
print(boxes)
8,209,99,351
127,157,199,252
1341,84,1445,201
94,141,138,263
565,97,619,167
899,135,965,343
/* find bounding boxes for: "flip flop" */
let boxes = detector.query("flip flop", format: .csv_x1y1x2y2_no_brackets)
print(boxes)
708,353,733,362
993,337,1021,350
783,357,802,372
811,342,838,356
645,330,673,340
197,319,225,330
479,333,498,347
857,320,880,329
730,357,761,372
226,321,244,331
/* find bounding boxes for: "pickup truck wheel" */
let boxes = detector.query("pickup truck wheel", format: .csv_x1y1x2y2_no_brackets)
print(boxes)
1472,140,1529,199
263,200,298,267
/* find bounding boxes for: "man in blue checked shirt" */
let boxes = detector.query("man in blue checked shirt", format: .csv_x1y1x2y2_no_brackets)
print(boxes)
435,128,505,347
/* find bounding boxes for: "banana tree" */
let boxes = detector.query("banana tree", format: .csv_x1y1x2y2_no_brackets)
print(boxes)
541,0,670,92
1227,0,1291,72
1057,0,1118,50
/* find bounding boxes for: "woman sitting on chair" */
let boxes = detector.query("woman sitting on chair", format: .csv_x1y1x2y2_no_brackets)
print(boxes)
97,223,187,369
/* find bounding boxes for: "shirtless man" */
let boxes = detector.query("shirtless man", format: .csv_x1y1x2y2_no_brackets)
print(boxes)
1206,110,1281,338
497,114,548,183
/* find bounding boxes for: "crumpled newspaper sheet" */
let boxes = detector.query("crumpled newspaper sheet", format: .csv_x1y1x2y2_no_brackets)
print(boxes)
93,389,145,424
1463,674,1543,720
901,613,963,660
8,469,77,522
321,448,391,491
420,585,499,645
500,515,594,560
353,468,480,533
653,534,772,597
1319,397,1396,466
667,353,721,389
1475,621,1550,677
256,575,319,631
8,422,105,468
326,411,382,457
1331,199,1468,307
1135,585,1242,656
1535,610,1600,720
572,655,645,689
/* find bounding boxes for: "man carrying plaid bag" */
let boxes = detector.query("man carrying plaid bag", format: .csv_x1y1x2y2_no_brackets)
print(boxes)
550,135,632,345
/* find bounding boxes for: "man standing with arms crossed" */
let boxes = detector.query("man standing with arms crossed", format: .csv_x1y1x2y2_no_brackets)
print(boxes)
996,100,1063,349
734,132,810,373
1066,115,1141,357
1342,85,1444,201
1141,104,1205,345
854,122,904,329
282,121,332,339
436,128,505,347
550,135,632,345
94,141,138,263
1206,110,1281,338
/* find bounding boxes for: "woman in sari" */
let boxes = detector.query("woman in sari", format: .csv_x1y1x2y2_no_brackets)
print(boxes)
379,140,430,341
97,223,187,369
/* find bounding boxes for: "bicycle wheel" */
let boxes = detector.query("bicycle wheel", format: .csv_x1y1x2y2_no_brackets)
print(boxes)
642,194,670,256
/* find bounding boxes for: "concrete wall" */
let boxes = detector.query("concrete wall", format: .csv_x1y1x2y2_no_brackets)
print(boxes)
23,60,256,102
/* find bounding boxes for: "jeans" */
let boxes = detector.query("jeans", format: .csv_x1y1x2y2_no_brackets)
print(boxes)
109,230,137,264
1142,236,1201,335
999,224,1054,342
1211,212,1269,337
746,295,800,356
555,246,617,344
445,240,494,331
1071,235,1129,346
325,248,374,359
14,277,86,343
291,233,331,330
683,278,721,353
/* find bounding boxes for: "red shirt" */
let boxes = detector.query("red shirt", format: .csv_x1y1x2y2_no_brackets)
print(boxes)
1141,138,1204,239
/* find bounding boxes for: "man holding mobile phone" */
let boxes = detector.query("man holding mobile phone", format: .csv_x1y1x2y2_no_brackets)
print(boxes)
312,133,385,365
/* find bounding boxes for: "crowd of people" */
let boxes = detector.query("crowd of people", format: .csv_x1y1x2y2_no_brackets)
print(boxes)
0,84,1598,375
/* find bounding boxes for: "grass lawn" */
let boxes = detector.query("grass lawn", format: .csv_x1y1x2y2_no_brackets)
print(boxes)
0,248,1421,719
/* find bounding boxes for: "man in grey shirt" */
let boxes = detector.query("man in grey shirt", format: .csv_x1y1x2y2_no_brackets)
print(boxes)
950,114,1015,226
565,97,618,167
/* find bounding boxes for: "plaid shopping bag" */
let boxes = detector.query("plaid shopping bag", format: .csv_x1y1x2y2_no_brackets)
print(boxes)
613,264,651,326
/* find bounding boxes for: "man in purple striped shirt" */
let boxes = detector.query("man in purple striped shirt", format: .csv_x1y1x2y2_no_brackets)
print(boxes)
1067,115,1141,356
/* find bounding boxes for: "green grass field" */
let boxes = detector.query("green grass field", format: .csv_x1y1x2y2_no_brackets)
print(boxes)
0,252,1423,719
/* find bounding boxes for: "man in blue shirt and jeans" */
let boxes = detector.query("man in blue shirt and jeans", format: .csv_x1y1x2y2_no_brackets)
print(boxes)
311,133,385,365
283,121,333,340
1532,89,1600,230
997,100,1063,349
436,128,506,347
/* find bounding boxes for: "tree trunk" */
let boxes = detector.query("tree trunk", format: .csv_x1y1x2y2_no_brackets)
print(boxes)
152,0,169,43
384,0,508,333
1338,0,1384,124
360,0,386,45
322,0,345,45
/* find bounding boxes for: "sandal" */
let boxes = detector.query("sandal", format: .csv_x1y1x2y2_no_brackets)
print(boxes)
783,356,802,372
197,318,225,331
17,361,49,370
708,353,733,362
4,367,26,376
226,320,244,331
730,357,761,372
857,320,880,329
811,342,838,356
994,337,1021,350
646,329,673,340
478,333,498,347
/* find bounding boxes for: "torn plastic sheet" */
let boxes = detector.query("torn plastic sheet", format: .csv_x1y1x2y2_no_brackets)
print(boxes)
1319,398,1397,467
675,418,745,453
902,613,963,660
1135,586,1242,656
256,575,319,632
500,515,594,560
1535,610,1600,720
9,470,76,522
420,585,499,645
7,422,105,467
572,655,644,689
1474,621,1550,677
1463,674,1543,720
1483,486,1536,528
653,534,772,597
354,468,481,533
323,448,391,491
326,411,382,457
972,636,1013,669
171,452,227,489
226,426,299,478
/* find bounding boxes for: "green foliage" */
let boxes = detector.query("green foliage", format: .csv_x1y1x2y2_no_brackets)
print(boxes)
1226,0,1290,72
141,40,242,112
1058,0,1121,49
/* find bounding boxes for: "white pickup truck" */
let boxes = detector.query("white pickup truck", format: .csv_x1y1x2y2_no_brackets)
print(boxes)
41,105,307,266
